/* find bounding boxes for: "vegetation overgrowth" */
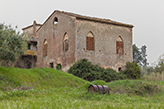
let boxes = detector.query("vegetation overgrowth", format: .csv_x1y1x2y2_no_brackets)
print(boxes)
68,59,141,82
0,24,27,67
0,66,164,108
0,66,87,91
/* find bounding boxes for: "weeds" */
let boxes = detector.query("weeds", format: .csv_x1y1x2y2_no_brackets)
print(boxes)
108,79,162,96
0,67,164,108
143,72,164,81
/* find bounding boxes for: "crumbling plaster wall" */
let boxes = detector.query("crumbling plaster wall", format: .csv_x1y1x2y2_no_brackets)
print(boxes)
75,19,133,71
37,12,76,71
23,26,41,37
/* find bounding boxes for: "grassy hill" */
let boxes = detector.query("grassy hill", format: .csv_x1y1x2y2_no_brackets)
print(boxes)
0,67,88,91
0,66,164,108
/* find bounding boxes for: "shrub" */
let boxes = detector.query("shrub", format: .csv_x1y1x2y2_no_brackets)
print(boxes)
68,59,127,82
109,79,162,96
123,62,141,79
68,59,101,81
142,72,164,81
141,66,155,76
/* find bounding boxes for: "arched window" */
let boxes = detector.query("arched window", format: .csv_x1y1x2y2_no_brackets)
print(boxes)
43,39,48,57
53,17,58,25
86,32,94,51
63,33,68,52
116,36,124,54
118,67,122,72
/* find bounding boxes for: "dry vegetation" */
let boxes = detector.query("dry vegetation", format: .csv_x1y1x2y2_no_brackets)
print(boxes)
143,72,164,81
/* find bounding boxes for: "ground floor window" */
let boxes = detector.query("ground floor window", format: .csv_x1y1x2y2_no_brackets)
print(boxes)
50,63,54,68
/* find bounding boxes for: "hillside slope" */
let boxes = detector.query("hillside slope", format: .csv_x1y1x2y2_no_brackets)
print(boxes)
0,67,88,91
0,67,164,108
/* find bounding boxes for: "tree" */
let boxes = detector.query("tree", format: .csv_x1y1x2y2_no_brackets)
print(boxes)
133,44,148,67
123,62,141,79
141,45,148,67
155,54,164,73
133,44,142,66
0,23,27,67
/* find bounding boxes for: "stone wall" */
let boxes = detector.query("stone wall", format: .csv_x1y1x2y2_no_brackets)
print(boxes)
33,11,133,72
75,19,133,71
23,25,41,37
37,12,76,71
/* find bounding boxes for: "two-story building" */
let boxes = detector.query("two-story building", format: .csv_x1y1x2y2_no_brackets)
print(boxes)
18,10,133,72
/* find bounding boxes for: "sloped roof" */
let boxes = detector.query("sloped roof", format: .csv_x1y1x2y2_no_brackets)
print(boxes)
37,10,133,32
22,23,42,30
57,10,134,28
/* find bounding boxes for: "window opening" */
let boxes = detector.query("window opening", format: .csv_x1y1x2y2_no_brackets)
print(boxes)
43,39,48,57
33,42,37,50
54,17,58,25
63,33,68,52
86,32,94,51
56,64,62,70
50,63,54,68
116,36,124,54
118,67,122,72
28,43,31,50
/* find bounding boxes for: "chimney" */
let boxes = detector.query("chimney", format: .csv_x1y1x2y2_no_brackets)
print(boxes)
33,20,37,38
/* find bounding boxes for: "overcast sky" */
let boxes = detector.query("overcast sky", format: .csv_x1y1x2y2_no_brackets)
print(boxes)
0,0,164,65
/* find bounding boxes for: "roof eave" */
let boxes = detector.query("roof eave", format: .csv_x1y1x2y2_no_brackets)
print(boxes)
22,24,42,30
76,17,134,28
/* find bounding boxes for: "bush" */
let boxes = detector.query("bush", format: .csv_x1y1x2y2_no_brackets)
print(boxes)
123,62,141,79
142,72,164,81
0,24,27,67
109,79,162,96
68,59,100,81
68,59,127,82
141,66,155,77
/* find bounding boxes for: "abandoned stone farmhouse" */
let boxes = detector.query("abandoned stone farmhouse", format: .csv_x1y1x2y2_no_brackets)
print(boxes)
18,10,134,72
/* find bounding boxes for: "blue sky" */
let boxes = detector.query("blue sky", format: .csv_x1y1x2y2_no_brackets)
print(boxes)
0,0,164,64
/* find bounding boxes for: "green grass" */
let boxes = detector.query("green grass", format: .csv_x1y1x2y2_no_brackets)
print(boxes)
0,66,164,108
0,67,87,91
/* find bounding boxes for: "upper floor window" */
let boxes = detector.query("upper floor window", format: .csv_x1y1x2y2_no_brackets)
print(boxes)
86,32,94,51
27,43,31,50
63,33,68,52
43,39,48,57
116,36,124,54
53,17,58,25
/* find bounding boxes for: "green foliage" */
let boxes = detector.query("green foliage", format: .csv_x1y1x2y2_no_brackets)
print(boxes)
133,44,148,67
0,23,27,67
0,48,15,62
133,44,142,66
154,54,164,73
123,62,141,79
0,67,164,108
108,79,162,96
0,66,87,91
142,72,164,81
141,45,148,66
68,59,127,82
91,80,108,86
141,66,155,76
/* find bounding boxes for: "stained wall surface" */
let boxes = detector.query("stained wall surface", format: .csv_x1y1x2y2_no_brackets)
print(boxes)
37,12,76,71
23,11,133,72
75,19,133,71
